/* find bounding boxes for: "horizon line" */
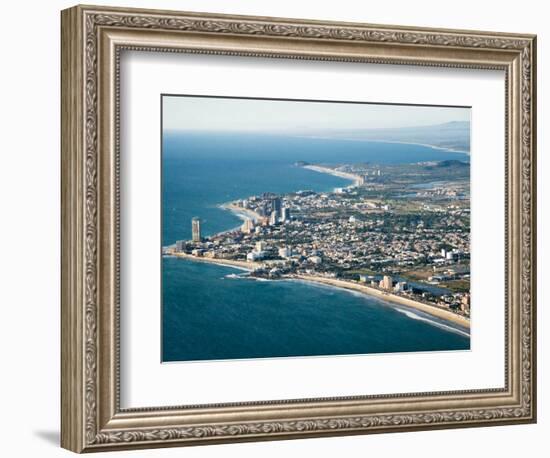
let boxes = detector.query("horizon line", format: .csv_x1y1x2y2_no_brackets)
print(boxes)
162,119,470,134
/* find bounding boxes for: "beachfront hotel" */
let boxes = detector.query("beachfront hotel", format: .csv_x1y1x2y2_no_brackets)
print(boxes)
192,217,201,242
241,218,255,234
381,275,393,291
271,197,282,216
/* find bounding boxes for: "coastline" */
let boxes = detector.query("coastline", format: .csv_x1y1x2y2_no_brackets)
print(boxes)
166,252,470,331
293,274,470,330
169,251,256,271
364,139,470,156
294,135,470,156
212,202,264,236
220,202,262,222
303,164,361,187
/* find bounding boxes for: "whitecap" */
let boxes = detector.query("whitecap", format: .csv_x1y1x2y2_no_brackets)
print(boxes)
394,308,470,337
225,273,241,279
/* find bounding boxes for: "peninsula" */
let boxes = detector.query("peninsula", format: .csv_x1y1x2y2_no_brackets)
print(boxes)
165,159,471,330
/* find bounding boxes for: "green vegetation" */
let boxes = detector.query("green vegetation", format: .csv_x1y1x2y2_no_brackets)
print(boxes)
440,280,470,293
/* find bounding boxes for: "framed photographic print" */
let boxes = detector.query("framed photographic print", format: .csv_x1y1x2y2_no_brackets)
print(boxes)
61,4,537,453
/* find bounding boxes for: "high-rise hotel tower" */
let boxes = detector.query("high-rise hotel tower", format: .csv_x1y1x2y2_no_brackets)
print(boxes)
271,197,282,218
191,217,201,242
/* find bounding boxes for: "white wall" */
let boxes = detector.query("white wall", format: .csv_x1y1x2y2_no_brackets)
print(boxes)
0,0,546,456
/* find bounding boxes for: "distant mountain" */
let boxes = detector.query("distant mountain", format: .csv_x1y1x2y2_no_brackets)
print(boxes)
294,121,470,153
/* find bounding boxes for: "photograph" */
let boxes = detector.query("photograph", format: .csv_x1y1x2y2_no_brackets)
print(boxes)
161,95,472,362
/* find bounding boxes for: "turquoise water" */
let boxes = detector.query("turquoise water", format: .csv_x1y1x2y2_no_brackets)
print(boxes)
162,131,470,362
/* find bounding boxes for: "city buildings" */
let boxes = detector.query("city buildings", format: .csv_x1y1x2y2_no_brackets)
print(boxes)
278,246,292,258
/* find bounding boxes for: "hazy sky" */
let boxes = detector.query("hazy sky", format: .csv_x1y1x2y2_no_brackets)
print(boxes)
162,95,470,132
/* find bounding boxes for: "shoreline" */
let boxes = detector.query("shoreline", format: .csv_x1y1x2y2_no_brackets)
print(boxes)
303,164,361,187
214,202,263,236
166,252,470,332
294,135,470,155
293,274,470,330
220,202,262,222
169,251,257,271
366,139,470,155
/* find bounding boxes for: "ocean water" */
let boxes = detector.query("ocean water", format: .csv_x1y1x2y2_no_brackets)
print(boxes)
162,131,470,362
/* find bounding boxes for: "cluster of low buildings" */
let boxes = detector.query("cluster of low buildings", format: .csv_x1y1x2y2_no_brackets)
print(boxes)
358,273,470,314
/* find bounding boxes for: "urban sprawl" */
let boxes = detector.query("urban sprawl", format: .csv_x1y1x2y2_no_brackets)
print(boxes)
165,160,471,321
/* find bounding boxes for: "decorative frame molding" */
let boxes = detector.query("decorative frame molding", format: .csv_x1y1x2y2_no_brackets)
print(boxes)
61,4,536,453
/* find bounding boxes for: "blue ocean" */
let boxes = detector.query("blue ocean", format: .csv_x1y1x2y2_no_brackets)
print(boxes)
162,131,470,362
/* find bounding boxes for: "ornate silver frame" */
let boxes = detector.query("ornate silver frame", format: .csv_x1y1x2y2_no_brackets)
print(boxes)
61,4,537,453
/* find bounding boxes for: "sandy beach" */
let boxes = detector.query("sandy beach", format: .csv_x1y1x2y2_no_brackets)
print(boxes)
221,202,262,222
293,274,470,330
303,165,362,187
209,202,264,236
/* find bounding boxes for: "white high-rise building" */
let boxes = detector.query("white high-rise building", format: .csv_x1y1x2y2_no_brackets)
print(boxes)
394,281,407,293
247,251,266,262
380,275,393,291
241,218,255,234
281,207,291,222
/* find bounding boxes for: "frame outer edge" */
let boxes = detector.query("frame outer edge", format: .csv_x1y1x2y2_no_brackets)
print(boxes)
61,5,86,453
61,4,537,452
528,36,537,423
